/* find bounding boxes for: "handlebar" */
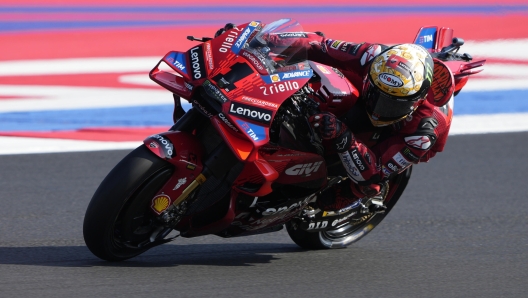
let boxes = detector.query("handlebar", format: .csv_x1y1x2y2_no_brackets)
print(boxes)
435,37,472,62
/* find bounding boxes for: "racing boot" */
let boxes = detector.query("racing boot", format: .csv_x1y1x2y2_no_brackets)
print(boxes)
352,182,389,214
316,179,362,212
317,180,388,214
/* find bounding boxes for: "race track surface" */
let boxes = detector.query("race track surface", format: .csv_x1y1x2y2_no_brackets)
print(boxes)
0,132,526,298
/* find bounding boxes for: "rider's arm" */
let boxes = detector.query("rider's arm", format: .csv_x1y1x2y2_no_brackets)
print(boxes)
338,103,447,185
267,32,387,74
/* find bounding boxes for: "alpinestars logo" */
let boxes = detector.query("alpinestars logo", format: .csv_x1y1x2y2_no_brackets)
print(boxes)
404,135,432,150
285,161,323,176
336,136,348,151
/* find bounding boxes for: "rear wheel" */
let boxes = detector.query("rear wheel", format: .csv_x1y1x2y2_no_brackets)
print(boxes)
83,145,173,261
286,167,411,249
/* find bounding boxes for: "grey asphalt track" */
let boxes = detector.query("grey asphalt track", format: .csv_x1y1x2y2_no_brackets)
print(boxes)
0,132,527,298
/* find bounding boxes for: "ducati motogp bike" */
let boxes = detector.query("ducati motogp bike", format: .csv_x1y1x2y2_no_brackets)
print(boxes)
83,19,485,261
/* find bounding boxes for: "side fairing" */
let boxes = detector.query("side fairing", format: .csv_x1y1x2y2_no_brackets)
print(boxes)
309,61,359,118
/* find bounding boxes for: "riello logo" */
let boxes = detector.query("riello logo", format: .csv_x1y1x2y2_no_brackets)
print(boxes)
285,161,323,176
260,81,299,96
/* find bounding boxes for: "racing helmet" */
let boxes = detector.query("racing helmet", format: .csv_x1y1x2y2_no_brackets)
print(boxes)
363,44,434,127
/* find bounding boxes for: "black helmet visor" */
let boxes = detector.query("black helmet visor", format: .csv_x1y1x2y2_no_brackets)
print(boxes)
364,81,423,121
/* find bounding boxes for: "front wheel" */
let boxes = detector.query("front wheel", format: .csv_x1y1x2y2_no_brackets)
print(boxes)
83,145,173,261
286,167,411,249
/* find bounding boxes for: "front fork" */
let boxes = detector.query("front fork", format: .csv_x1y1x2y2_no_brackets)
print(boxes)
144,107,239,227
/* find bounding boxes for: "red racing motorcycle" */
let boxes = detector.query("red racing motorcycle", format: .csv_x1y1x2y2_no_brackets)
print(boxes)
83,19,485,261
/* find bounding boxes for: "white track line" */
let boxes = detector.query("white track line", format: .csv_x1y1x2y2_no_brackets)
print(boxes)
0,57,160,76
1,113,527,155
0,136,141,155
1,39,528,154
0,85,170,112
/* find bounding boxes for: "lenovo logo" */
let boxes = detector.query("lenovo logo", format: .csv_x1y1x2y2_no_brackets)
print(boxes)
229,102,272,124
190,47,206,80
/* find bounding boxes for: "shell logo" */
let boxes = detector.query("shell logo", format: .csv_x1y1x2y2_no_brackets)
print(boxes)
270,74,281,82
151,194,170,214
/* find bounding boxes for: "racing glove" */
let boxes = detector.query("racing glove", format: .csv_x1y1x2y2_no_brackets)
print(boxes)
309,112,353,153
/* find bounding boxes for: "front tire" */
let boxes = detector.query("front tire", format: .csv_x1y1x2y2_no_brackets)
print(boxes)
83,145,173,261
286,167,411,249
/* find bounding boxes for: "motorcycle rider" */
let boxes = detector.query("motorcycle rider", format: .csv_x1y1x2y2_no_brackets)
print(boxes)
216,24,453,212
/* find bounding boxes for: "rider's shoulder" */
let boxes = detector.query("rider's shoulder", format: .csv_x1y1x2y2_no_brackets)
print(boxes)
394,101,438,134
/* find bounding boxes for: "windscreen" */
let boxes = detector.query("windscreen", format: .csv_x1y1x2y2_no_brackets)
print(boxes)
240,19,308,75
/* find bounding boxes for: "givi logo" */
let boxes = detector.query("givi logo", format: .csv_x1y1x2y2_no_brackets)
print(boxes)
285,161,323,176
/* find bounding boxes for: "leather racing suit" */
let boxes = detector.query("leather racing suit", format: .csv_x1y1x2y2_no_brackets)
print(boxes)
267,33,453,211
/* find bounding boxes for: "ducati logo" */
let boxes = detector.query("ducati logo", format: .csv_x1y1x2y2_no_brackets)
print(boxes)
285,161,323,176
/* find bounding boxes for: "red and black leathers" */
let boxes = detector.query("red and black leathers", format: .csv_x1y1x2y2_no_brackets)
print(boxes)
268,32,452,208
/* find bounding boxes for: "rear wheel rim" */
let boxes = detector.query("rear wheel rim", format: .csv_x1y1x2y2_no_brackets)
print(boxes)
319,213,379,248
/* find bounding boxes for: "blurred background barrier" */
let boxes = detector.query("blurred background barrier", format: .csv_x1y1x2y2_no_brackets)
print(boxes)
1,0,527,154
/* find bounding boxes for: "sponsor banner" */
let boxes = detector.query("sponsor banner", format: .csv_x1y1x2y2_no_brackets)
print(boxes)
402,147,420,162
219,26,244,53
188,46,206,80
151,194,170,214
392,151,413,168
385,54,413,79
277,32,308,39
203,80,228,103
414,27,438,50
217,112,239,132
204,42,214,72
260,80,300,96
229,101,273,124
235,119,266,142
330,40,343,50
349,42,364,55
349,148,368,172
405,135,432,150
241,50,266,72
146,134,174,158
238,95,280,109
285,161,323,176
231,21,260,54
261,69,313,84
360,44,382,66
386,160,400,172
165,51,188,75
378,72,404,87
316,64,332,74
339,151,365,182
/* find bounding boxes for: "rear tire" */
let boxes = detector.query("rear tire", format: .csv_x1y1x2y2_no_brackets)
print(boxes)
286,167,411,249
83,145,173,261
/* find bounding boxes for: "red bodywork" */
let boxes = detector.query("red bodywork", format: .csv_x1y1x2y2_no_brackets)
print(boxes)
144,22,482,237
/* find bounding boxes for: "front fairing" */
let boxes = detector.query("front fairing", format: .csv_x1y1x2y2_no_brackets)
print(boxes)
197,19,314,154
